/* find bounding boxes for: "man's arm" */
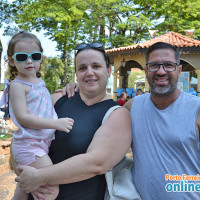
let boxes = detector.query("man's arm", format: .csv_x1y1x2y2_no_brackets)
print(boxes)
124,98,133,111
16,107,132,192
55,82,79,97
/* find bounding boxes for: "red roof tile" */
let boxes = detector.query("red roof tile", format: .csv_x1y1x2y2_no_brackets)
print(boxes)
106,31,200,53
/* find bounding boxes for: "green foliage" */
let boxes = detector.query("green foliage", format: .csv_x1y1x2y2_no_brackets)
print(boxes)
0,133,12,140
41,56,66,92
128,71,145,90
1,0,200,75
0,83,5,90
134,0,200,39
1,0,200,46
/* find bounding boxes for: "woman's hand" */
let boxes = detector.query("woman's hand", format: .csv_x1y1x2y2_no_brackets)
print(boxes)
55,82,79,97
32,186,55,200
15,165,45,193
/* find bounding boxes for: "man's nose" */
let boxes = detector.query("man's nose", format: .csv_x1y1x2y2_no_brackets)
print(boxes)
156,64,166,74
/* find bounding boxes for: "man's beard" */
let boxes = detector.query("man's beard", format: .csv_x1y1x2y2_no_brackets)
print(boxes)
147,73,179,97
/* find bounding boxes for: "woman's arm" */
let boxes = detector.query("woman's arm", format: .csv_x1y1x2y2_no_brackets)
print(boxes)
10,82,73,132
16,107,132,192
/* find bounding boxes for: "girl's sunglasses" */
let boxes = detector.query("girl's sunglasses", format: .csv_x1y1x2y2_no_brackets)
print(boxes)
13,52,43,62
75,42,104,50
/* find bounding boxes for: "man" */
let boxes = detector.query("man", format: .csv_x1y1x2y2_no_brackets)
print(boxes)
125,42,200,199
116,92,127,106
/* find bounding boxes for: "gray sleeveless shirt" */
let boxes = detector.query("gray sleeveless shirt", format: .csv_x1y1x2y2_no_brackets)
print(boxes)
131,92,200,200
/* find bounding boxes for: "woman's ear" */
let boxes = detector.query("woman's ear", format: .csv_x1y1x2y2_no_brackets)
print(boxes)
8,57,15,66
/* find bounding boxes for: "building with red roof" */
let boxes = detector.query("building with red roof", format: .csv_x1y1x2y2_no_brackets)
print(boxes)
106,31,200,100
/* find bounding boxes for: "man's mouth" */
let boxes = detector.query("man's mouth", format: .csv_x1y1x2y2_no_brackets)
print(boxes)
154,76,169,85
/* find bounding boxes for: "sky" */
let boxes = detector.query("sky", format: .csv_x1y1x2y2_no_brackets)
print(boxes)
0,27,61,82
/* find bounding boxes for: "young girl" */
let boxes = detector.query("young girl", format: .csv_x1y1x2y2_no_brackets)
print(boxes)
0,31,74,200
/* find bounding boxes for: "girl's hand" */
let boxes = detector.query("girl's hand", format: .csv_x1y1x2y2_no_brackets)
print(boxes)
56,118,74,133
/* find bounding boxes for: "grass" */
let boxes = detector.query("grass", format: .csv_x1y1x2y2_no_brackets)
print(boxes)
0,134,12,140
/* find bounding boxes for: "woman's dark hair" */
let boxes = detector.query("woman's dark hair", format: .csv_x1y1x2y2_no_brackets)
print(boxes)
75,44,110,69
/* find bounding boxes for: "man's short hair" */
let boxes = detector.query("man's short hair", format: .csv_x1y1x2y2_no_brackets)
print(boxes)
120,92,126,98
137,89,142,93
145,42,180,65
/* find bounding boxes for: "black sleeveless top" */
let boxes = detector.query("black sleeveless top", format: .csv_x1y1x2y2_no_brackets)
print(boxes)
29,93,117,200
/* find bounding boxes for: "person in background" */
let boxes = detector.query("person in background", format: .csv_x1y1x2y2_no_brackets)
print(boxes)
136,89,142,96
116,92,127,106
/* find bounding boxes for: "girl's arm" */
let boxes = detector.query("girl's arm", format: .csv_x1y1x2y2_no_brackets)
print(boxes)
16,107,132,192
10,82,73,131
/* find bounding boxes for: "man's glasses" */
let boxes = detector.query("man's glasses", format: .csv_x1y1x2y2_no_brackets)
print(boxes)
146,62,179,72
75,42,104,50
13,52,43,62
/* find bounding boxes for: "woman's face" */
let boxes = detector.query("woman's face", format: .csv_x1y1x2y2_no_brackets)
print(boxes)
75,49,111,97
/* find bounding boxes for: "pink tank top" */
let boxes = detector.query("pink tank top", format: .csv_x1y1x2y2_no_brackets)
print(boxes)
0,79,58,141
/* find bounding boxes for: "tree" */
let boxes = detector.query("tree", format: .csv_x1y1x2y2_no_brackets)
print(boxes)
128,71,145,90
3,0,84,85
41,56,65,92
79,0,152,48
134,0,200,39
1,0,200,75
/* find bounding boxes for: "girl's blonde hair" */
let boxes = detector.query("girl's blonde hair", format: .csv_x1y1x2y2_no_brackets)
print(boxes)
7,31,43,81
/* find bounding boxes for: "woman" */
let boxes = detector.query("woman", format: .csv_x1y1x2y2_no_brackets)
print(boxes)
16,42,132,200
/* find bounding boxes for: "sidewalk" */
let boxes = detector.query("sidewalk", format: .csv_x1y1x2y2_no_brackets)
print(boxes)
0,171,16,200
0,120,17,200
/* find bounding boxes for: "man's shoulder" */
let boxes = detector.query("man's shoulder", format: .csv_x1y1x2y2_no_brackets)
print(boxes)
182,92,200,102
133,93,150,101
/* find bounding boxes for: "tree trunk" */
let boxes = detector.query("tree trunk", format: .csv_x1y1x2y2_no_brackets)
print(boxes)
61,40,68,85
100,25,105,38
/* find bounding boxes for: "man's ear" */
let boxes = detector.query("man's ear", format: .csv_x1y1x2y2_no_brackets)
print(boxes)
144,65,147,74
8,57,15,66
178,65,182,77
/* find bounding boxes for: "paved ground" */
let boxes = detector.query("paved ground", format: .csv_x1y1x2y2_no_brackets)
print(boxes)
0,120,17,200
0,171,16,200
